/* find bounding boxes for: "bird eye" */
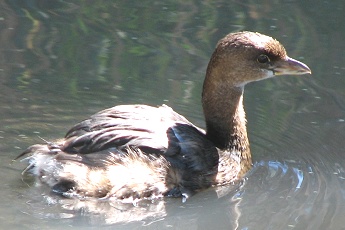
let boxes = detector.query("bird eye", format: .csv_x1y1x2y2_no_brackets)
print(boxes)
257,54,270,64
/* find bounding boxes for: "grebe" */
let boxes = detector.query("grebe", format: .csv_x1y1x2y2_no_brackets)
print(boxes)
18,31,311,202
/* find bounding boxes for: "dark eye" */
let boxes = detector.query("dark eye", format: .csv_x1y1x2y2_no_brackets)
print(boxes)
257,54,270,64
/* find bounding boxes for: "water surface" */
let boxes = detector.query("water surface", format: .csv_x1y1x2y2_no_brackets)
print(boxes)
1,1,345,229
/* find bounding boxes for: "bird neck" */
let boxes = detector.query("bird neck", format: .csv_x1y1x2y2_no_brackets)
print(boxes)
202,82,249,151
202,78,252,182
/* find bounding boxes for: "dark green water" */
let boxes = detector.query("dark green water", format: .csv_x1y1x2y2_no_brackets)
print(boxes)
1,1,345,229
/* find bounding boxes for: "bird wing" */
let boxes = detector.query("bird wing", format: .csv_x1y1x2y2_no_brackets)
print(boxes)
62,104,205,155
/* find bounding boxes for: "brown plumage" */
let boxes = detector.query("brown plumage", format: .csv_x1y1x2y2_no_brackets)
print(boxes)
18,31,311,202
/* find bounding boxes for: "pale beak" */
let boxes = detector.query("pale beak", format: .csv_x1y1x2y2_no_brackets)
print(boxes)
272,57,311,76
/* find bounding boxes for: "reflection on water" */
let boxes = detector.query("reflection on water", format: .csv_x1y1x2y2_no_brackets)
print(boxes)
1,0,345,229
16,156,345,229
19,175,244,229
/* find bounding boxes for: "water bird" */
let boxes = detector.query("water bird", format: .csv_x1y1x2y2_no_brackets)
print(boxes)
18,31,311,202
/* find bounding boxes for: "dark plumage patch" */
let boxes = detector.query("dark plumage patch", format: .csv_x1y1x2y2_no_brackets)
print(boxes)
164,124,219,195
51,180,76,196
264,39,286,59
217,31,287,61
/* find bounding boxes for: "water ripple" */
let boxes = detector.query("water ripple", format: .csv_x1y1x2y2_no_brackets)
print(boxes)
238,157,345,230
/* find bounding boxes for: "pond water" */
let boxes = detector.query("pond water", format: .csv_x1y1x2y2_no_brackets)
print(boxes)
1,1,345,229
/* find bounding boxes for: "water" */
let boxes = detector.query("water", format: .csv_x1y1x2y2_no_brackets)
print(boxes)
1,1,345,229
